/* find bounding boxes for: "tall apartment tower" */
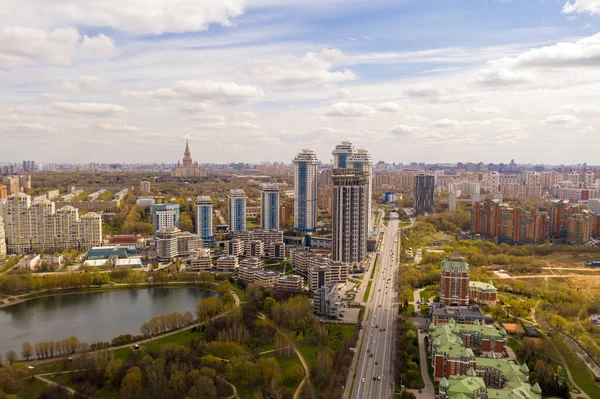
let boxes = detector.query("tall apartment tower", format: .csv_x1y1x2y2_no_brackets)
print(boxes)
440,252,470,306
349,149,373,230
293,149,318,232
260,183,280,230
332,140,355,168
151,204,180,236
415,174,435,216
0,216,6,259
331,168,369,268
228,189,247,233
195,196,214,241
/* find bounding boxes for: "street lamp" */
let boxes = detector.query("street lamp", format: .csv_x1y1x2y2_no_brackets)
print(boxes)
28,365,34,381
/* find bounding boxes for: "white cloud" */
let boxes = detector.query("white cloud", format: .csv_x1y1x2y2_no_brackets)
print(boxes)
78,34,116,59
0,0,246,36
246,48,357,86
324,102,376,118
122,81,265,104
562,0,600,15
499,32,600,68
48,102,126,117
231,122,260,130
376,102,402,112
431,118,461,128
558,104,600,113
77,123,139,132
336,88,353,98
0,27,115,66
388,124,421,136
579,126,595,132
541,114,580,124
468,106,502,114
474,68,530,87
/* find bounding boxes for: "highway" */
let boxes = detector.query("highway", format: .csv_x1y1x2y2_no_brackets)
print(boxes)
351,211,400,399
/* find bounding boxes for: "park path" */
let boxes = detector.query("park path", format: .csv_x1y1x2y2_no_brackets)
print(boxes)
258,313,313,399
35,374,79,396
407,288,434,398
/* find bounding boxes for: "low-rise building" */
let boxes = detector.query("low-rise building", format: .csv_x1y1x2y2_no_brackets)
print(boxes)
275,274,303,293
291,248,318,273
216,255,238,271
42,254,64,266
255,269,280,288
18,254,40,270
240,257,263,268
307,257,348,292
228,239,245,257
430,320,507,381
314,282,341,318
238,265,261,284
468,281,498,306
438,367,541,399
189,248,212,271
246,240,265,258
431,303,492,325
156,227,203,261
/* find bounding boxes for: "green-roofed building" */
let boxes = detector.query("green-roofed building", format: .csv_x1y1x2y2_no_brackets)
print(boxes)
468,280,498,306
440,252,470,306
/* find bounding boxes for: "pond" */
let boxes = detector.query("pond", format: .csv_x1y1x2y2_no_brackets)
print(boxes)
0,287,216,355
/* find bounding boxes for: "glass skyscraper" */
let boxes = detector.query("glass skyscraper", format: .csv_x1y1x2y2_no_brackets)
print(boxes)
227,189,247,233
293,149,318,232
260,183,280,230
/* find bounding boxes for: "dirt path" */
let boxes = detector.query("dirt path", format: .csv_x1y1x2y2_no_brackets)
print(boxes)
258,313,313,399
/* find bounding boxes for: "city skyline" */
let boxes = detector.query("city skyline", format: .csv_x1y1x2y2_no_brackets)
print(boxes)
1,1,600,164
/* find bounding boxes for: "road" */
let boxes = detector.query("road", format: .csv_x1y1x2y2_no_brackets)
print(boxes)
350,211,400,399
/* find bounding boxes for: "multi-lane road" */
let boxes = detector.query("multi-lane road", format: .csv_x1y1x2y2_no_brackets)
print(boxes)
350,211,401,399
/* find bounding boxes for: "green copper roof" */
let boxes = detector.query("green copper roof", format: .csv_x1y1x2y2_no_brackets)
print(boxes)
520,363,529,373
531,383,541,394
440,377,449,388
441,254,470,272
467,367,477,377
469,280,497,292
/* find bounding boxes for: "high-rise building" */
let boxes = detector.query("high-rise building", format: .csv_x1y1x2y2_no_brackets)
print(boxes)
151,204,180,236
279,203,291,227
293,149,318,232
331,168,369,268
195,196,214,242
0,184,7,199
440,252,470,306
0,193,102,254
140,181,151,193
348,148,373,230
415,174,435,215
0,216,6,259
228,189,247,233
6,176,19,195
260,183,280,230
332,140,355,168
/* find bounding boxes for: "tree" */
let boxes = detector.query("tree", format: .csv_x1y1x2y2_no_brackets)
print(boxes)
5,350,17,365
121,366,143,398
196,297,224,321
263,297,276,315
187,375,217,399
284,364,304,385
184,311,194,324
37,384,70,399
168,370,187,397
140,322,151,337
21,342,33,361
105,359,124,388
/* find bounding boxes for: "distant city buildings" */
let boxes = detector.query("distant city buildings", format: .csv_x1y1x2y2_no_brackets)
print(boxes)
0,193,102,254
260,183,280,230
331,168,369,268
228,189,247,233
152,204,180,236
415,174,435,215
293,149,318,232
140,180,151,193
171,140,207,178
0,185,6,200
381,191,397,203
195,196,214,242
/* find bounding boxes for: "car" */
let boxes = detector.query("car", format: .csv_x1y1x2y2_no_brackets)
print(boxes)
378,304,381,307
371,323,374,327
367,348,370,353
386,308,388,311
362,378,365,383
375,361,378,365
369,353,374,358
376,324,379,328
373,377,377,381
133,344,140,350
378,376,381,381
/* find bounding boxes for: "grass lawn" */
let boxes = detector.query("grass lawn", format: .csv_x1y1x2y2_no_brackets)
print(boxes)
363,281,373,303
506,338,521,356
419,285,439,303
144,329,203,353
230,284,247,302
20,378,51,399
399,222,411,227
552,337,600,398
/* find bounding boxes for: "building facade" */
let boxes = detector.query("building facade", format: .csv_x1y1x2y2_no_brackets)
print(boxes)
293,149,319,232
0,216,6,258
156,227,202,260
195,196,214,241
260,183,280,230
348,149,373,230
332,141,355,168
171,140,207,178
228,189,247,233
152,204,180,236
140,181,151,193
415,174,435,215
440,252,470,306
0,193,102,254
331,168,369,268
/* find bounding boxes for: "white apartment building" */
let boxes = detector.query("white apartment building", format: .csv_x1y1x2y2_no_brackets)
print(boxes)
156,227,203,261
291,248,319,273
0,216,6,258
227,239,245,256
275,274,303,293
140,181,151,193
0,193,102,254
189,248,212,271
238,265,261,284
216,255,239,271
240,257,263,268
348,148,373,230
246,240,265,258
307,257,348,292
255,270,280,288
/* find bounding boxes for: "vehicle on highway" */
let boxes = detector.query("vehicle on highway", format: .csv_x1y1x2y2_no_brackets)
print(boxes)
362,378,365,383
378,376,381,381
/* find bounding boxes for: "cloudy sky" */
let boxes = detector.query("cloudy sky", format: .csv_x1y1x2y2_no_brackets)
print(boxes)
1,0,600,165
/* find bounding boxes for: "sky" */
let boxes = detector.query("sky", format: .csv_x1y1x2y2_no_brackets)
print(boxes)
1,0,600,165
